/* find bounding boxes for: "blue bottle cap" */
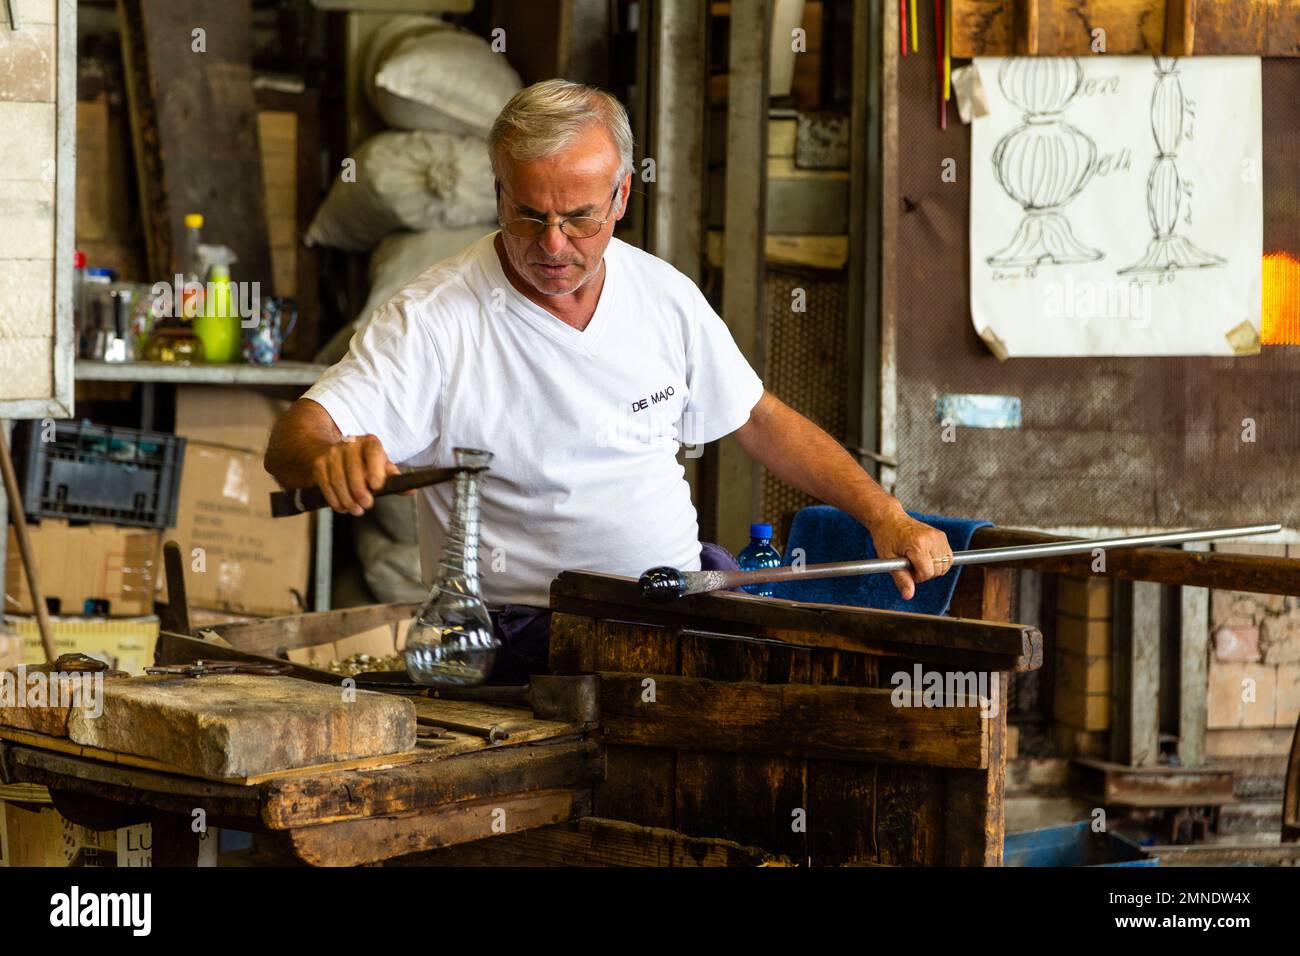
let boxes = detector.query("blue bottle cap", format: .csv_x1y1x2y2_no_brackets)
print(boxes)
86,267,116,279
750,523,773,539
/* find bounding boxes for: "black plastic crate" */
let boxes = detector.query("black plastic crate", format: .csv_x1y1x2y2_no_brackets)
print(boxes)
13,420,186,529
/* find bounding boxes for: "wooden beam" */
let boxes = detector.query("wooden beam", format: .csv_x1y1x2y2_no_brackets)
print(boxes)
390,816,790,866
1075,757,1235,807
284,789,585,866
970,527,1300,597
118,0,272,286
1016,0,1041,54
1111,580,1162,767
597,672,990,768
5,744,261,818
952,0,1295,56
1179,542,1210,767
550,570,1043,672
714,0,770,550
1164,0,1196,56
647,0,707,281
848,0,881,479
199,602,417,657
259,739,602,829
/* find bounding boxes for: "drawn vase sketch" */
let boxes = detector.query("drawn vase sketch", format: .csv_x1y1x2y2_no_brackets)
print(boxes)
1119,57,1225,274
986,57,1102,268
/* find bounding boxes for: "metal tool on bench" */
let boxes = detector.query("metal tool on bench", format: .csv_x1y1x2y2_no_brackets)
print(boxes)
640,523,1284,600
268,463,489,517
428,674,601,726
145,660,291,678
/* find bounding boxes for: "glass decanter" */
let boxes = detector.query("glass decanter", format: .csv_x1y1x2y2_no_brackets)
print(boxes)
404,448,500,685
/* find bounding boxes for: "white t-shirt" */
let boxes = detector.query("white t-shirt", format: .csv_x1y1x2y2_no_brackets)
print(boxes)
304,231,764,608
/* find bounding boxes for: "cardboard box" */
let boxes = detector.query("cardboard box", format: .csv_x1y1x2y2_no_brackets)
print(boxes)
1,801,117,867
0,802,217,867
1054,648,1111,696
6,520,161,616
174,386,287,455
285,621,406,669
1056,614,1111,657
1057,576,1112,620
164,441,310,615
1053,689,1111,731
0,629,20,670
5,614,159,675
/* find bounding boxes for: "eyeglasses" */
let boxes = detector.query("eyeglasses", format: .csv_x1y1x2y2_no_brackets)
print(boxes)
497,184,621,240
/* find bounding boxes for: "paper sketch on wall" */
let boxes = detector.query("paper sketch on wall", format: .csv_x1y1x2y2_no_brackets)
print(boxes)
970,56,1261,358
1119,58,1225,275
986,58,1102,267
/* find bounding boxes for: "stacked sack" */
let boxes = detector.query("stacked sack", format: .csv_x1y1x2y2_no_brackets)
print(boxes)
308,16,521,603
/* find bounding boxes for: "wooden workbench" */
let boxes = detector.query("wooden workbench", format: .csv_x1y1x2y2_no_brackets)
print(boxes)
0,695,601,866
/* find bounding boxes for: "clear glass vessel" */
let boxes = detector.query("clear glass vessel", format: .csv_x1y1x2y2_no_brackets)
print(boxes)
403,448,499,685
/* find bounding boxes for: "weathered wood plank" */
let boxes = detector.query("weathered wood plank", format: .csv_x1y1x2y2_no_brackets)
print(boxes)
970,527,1300,597
1074,757,1237,807
951,0,1300,56
260,739,602,829
1180,542,1211,767
285,789,583,866
549,618,678,828
672,631,807,860
6,744,261,822
551,571,1041,671
386,816,789,867
805,647,879,865
202,603,417,658
599,672,989,768
118,0,271,285
943,673,1007,865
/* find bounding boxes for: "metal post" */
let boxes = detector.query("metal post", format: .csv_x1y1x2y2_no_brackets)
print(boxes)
1179,541,1210,767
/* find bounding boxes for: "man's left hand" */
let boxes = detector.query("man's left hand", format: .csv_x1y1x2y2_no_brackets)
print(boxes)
867,508,954,601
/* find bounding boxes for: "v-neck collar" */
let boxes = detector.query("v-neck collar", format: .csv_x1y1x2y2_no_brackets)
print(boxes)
482,231,616,355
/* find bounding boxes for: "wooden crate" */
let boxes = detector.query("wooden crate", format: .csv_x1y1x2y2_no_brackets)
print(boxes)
548,570,1041,866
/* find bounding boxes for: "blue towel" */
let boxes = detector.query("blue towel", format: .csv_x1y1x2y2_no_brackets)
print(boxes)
774,506,992,616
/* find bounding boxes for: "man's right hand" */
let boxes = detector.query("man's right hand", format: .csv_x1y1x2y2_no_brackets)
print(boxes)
310,433,399,517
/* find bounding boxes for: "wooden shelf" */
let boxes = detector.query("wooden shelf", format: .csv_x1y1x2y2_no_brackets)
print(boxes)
75,360,326,386
952,0,1300,57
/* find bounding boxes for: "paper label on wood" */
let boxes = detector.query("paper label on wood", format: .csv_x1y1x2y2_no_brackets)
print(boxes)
970,56,1262,357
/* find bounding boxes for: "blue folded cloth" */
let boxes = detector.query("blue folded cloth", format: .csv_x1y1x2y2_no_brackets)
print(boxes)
774,506,992,616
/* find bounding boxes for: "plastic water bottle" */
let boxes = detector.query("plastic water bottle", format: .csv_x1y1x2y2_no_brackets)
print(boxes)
737,523,782,597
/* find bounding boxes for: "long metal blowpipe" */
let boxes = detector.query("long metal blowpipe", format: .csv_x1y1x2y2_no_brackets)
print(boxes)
638,524,1283,601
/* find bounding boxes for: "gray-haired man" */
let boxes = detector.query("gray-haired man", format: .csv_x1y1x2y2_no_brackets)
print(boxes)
265,79,951,679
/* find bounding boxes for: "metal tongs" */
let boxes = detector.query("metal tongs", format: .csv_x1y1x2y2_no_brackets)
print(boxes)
145,660,291,678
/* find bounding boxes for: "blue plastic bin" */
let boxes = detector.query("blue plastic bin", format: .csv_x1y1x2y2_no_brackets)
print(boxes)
1004,821,1159,867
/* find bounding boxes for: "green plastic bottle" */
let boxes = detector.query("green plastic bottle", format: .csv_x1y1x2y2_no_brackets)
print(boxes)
193,245,241,363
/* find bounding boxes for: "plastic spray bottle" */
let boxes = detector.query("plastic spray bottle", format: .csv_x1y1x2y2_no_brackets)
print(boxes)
193,244,241,363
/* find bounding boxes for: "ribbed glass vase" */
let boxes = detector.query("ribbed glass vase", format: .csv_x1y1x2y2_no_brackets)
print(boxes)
403,448,499,686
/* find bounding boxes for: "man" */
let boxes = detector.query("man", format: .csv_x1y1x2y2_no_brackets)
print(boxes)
265,79,952,679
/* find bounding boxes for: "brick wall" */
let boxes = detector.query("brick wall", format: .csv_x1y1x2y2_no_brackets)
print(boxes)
1206,543,1300,757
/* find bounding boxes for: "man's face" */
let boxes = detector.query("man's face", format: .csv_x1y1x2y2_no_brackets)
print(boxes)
495,124,628,298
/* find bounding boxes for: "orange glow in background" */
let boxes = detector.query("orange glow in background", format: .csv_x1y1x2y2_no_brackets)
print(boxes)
1261,252,1300,346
